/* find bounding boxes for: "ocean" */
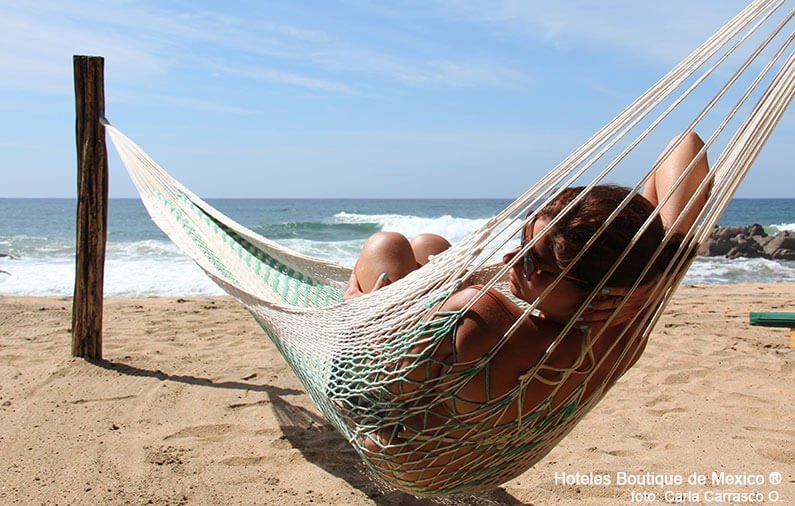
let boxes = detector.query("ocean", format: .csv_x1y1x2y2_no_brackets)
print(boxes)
1,198,794,296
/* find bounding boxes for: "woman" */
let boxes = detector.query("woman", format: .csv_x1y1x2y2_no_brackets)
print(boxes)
347,132,709,299
341,132,710,487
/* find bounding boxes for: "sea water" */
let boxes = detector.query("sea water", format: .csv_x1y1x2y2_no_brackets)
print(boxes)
1,198,793,296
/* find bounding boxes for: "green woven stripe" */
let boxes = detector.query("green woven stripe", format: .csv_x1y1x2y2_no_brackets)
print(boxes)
157,193,238,284
174,195,343,308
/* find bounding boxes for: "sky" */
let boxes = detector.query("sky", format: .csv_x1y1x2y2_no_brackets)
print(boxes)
0,0,792,199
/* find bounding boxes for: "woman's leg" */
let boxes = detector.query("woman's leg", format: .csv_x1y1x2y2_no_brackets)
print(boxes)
410,233,451,266
352,232,452,294
354,232,419,294
644,131,710,235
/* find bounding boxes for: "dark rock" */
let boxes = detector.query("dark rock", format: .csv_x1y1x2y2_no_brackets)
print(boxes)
701,237,733,256
714,226,752,239
700,224,794,259
771,249,795,261
763,234,795,252
748,224,767,237
711,224,767,239
763,233,795,260
753,235,774,248
726,239,767,259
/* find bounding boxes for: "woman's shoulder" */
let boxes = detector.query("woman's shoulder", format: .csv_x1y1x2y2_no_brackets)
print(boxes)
437,285,566,367
440,285,569,341
441,285,530,322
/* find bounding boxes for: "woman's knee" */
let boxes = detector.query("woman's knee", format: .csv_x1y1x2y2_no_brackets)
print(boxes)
410,233,451,266
355,232,418,292
361,231,413,256
674,132,708,172
681,130,705,152
673,131,709,187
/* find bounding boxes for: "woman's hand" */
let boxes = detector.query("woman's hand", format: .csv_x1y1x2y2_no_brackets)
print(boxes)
342,271,391,301
579,282,658,333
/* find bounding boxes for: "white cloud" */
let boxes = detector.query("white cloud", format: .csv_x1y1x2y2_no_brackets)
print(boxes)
154,95,257,116
212,64,355,94
0,0,533,100
0,10,164,95
435,0,752,65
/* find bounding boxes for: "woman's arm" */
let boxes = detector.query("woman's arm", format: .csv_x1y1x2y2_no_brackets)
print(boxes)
643,131,711,235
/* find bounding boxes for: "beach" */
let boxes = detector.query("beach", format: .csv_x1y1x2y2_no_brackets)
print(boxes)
2,198,795,298
1,283,793,505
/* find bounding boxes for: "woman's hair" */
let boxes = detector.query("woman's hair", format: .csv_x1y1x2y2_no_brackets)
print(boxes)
537,185,681,287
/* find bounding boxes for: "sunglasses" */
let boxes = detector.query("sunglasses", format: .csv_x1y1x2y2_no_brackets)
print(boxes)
520,225,590,286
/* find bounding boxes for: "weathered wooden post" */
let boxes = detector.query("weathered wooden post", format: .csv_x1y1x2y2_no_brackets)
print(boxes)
72,55,108,359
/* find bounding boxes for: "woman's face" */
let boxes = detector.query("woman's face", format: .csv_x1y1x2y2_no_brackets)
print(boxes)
504,218,589,323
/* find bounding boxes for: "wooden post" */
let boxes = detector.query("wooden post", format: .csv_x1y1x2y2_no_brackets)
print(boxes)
72,55,108,359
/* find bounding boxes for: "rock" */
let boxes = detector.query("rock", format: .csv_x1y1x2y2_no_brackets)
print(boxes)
763,232,795,260
748,224,767,237
726,239,767,259
714,226,752,240
763,233,795,252
700,224,795,259
701,236,733,256
711,224,767,239
771,249,795,261
753,235,774,248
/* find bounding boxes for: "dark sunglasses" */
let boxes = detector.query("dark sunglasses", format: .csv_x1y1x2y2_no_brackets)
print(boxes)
520,225,590,286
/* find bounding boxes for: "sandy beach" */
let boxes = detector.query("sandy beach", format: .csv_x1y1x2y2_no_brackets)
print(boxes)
1,283,793,505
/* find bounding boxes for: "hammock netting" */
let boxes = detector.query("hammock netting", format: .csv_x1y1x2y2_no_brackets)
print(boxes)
106,0,794,496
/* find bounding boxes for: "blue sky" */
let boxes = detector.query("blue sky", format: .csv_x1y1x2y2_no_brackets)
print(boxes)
1,0,791,198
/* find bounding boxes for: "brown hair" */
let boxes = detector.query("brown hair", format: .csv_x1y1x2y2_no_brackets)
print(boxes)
537,185,679,287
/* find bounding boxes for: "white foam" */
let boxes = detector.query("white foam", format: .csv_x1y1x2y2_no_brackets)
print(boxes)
2,235,73,257
0,257,76,296
0,255,223,297
4,233,794,297
334,212,488,243
279,238,361,267
106,240,183,258
684,257,795,284
770,222,795,233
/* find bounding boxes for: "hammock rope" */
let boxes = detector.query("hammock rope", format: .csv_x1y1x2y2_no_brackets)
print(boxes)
106,0,793,496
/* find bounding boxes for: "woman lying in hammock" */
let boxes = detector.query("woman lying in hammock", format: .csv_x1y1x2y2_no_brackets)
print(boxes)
340,132,710,488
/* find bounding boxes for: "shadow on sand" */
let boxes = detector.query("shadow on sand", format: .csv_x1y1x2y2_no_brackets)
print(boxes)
95,359,528,505
267,389,527,505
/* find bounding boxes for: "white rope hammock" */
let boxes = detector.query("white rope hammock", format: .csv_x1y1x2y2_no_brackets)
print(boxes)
106,0,793,496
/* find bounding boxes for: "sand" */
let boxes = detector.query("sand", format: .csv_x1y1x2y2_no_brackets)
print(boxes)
1,284,793,505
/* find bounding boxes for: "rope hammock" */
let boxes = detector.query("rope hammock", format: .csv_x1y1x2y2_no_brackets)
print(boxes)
106,0,794,496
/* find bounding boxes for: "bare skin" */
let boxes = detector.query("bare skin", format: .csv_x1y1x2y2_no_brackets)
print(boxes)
342,133,710,484
410,233,451,266
347,232,451,297
644,131,710,235
347,219,653,420
344,224,657,485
